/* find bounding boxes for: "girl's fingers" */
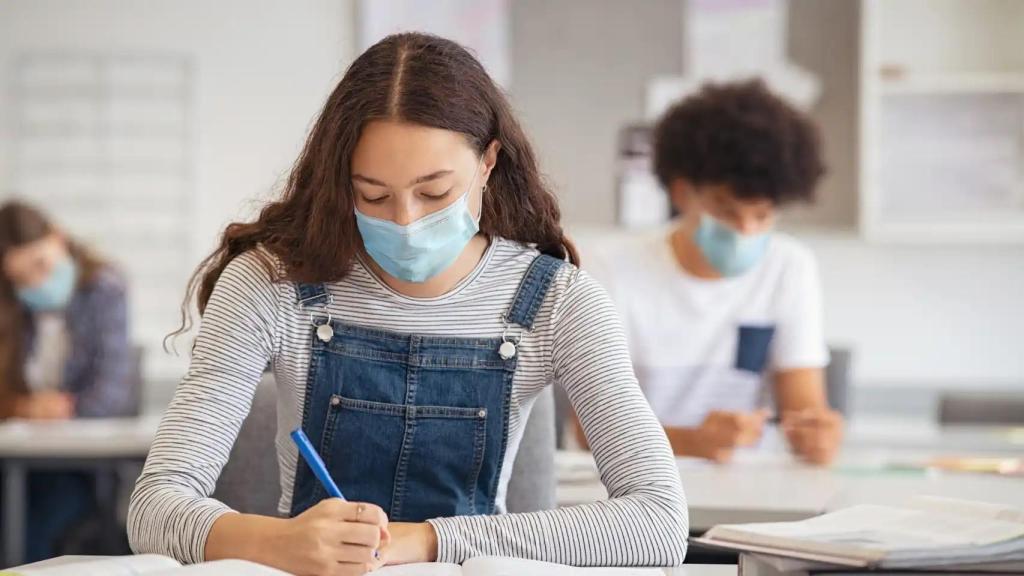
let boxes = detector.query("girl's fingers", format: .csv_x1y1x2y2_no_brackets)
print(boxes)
329,543,379,564
340,521,382,548
340,502,389,526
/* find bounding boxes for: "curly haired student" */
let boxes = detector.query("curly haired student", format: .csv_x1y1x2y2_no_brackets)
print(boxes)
586,80,843,466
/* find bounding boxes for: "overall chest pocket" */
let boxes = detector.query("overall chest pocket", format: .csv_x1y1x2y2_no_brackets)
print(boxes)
323,393,490,520
735,324,776,374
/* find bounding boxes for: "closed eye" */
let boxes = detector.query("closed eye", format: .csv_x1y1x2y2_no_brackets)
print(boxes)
422,188,453,201
362,195,389,204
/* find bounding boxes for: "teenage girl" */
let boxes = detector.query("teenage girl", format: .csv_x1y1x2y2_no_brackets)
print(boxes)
128,33,687,575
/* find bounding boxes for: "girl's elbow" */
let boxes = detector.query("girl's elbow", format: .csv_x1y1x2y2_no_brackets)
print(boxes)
126,484,161,555
646,492,689,565
660,529,689,566
125,500,148,554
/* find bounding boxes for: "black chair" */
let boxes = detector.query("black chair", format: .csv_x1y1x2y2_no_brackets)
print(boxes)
938,392,1024,426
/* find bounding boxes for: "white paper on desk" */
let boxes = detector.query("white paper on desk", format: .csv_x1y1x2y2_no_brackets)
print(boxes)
713,504,1024,550
706,497,1024,570
150,559,291,575
376,556,662,576
15,554,180,575
14,556,291,576
376,563,462,576
907,495,1024,525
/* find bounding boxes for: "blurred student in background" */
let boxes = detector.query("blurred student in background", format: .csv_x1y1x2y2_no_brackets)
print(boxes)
0,200,135,561
586,80,843,465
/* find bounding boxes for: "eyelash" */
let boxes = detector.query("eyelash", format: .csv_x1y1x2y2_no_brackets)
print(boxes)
425,188,453,200
363,188,452,204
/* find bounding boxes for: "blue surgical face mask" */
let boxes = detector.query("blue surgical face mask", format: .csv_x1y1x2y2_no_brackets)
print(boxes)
17,257,78,311
693,214,770,277
355,163,482,283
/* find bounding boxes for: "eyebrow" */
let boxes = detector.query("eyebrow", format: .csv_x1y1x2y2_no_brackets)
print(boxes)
351,170,453,188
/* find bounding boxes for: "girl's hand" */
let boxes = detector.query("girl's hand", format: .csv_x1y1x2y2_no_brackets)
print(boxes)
381,522,437,565
15,391,74,420
267,499,390,576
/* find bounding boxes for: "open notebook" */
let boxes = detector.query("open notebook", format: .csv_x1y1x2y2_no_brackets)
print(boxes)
3,555,288,575
5,555,662,576
377,557,662,575
694,496,1024,571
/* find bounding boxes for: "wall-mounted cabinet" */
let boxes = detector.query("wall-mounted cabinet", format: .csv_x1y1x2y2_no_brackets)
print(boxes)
860,0,1024,243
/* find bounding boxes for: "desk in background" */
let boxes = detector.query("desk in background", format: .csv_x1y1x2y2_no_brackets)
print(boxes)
557,419,1024,532
0,417,160,567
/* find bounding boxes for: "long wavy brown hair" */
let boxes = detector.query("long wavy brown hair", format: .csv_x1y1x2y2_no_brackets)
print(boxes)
0,201,105,415
172,32,577,341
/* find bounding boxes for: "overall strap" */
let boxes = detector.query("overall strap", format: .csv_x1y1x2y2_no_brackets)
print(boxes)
503,253,566,331
295,283,331,308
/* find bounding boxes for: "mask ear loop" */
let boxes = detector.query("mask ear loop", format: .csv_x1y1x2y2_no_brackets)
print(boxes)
476,184,487,223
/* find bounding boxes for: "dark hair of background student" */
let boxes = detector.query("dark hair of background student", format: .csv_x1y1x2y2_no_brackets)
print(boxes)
653,79,825,205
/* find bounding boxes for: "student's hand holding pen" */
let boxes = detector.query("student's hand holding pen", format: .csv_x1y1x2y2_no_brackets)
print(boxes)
205,499,390,576
205,429,391,576
280,499,390,575
782,408,844,466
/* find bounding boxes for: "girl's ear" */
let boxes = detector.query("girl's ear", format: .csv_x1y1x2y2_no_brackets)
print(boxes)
481,139,501,184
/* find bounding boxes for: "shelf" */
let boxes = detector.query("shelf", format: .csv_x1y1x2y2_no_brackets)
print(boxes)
879,72,1024,94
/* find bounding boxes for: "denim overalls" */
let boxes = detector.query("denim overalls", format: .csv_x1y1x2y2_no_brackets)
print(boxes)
289,254,565,521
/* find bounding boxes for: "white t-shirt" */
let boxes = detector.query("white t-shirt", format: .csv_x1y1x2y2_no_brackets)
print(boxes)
24,313,69,392
586,228,828,428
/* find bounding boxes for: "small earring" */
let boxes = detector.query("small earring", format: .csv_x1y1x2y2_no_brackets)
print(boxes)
482,184,488,193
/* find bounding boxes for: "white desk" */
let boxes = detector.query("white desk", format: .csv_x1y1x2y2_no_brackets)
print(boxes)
557,422,1024,532
0,416,160,568
0,416,159,458
9,555,738,575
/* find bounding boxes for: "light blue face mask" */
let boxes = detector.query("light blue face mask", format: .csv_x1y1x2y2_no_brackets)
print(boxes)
17,257,78,311
355,164,482,283
693,214,770,277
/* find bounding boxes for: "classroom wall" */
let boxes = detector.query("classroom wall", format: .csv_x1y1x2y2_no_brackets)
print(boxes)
0,0,354,253
0,0,355,379
508,0,684,226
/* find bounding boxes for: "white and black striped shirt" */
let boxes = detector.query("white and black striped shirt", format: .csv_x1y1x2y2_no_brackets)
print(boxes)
127,237,688,566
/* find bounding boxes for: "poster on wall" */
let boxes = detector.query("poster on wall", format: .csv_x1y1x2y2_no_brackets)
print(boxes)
357,0,509,87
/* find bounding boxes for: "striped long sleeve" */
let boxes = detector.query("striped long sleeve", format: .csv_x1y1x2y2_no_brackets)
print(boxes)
127,252,282,563
427,271,689,566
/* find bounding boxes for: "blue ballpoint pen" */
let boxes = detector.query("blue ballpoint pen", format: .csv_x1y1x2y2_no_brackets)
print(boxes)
290,428,345,499
291,429,384,560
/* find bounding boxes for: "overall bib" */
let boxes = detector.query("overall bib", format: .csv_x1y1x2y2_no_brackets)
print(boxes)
289,254,564,521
